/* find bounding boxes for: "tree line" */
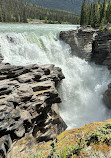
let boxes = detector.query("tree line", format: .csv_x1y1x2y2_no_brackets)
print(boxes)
80,0,111,28
0,0,79,24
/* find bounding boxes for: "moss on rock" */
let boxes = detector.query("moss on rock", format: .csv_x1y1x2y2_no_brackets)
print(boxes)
86,123,111,146
7,119,111,158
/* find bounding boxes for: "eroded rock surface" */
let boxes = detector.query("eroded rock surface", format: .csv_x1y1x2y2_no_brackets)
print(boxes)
0,56,67,157
91,31,111,67
60,26,96,60
91,31,111,109
7,119,111,158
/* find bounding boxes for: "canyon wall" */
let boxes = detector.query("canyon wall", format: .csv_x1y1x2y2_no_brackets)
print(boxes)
60,26,96,60
60,27,111,110
91,30,111,109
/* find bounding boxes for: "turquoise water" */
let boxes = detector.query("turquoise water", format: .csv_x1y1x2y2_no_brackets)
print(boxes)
0,23,77,34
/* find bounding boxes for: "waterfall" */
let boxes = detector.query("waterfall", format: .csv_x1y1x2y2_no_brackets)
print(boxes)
0,24,111,129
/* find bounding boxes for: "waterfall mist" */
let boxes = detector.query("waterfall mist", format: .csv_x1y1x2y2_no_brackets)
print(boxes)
0,24,111,129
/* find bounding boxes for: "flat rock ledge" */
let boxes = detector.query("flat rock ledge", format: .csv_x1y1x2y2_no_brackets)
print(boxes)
0,55,67,158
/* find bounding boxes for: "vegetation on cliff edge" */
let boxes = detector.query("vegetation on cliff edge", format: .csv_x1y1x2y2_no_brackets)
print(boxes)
27,121,111,158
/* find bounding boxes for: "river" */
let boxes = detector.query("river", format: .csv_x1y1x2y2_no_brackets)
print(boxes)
0,23,111,129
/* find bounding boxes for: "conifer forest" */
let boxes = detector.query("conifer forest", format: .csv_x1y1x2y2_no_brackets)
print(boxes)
80,0,111,28
0,0,79,24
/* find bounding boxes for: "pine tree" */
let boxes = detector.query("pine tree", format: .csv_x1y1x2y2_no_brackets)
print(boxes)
100,0,107,24
80,0,110,28
22,7,27,23
80,0,89,25
106,0,111,23
45,16,47,23
0,8,2,22
88,3,94,26
93,2,100,27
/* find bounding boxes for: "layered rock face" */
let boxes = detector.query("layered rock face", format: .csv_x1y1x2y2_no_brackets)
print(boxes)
91,31,111,67
60,26,96,60
0,55,67,157
60,26,111,109
91,31,111,109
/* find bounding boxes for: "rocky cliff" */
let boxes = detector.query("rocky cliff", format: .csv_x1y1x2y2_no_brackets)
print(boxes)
91,30,111,109
60,26,96,60
60,26,111,110
0,54,67,158
91,30,111,67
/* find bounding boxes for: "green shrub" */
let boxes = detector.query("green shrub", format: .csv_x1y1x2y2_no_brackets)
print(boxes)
27,152,42,158
86,123,111,146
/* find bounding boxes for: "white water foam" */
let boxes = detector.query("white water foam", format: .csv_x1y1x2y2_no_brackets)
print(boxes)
0,28,111,129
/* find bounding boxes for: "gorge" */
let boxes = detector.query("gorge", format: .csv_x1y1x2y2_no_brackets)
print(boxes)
0,24,111,157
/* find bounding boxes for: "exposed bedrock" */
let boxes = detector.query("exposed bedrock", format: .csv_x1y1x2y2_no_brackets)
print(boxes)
91,30,111,109
103,83,111,109
7,119,111,158
0,58,67,157
91,30,111,67
60,26,96,60
60,26,111,109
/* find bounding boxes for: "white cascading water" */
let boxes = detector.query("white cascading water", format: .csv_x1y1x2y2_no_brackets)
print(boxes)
0,24,111,129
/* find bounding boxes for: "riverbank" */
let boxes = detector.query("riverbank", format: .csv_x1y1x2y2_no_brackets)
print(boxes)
28,19,71,24
0,20,73,25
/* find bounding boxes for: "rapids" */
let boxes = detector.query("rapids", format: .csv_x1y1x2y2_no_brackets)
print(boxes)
0,24,111,129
